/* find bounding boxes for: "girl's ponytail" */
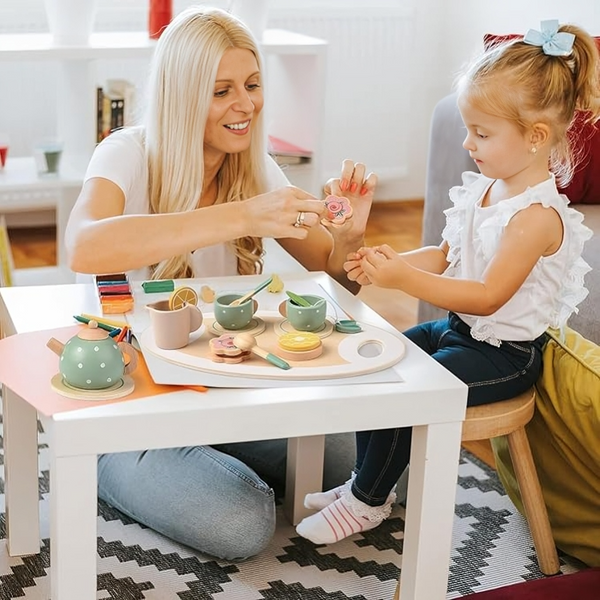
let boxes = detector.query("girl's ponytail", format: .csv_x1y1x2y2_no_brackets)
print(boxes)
561,25,600,124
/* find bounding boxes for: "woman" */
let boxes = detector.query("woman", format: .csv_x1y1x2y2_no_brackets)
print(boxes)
65,6,376,559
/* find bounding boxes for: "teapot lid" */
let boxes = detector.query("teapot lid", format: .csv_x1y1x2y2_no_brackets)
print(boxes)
77,321,110,341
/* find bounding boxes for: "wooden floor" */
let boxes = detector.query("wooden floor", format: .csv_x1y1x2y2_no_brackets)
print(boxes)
6,200,494,467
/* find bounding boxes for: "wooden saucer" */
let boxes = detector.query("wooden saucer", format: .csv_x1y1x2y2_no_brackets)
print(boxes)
51,374,135,400
210,317,266,337
275,318,334,339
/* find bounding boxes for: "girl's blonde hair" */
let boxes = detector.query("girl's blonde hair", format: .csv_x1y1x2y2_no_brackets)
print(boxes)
144,6,267,279
456,24,600,187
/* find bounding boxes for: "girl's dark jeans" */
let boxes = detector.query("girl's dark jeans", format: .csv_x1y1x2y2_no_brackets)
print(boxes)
352,313,545,506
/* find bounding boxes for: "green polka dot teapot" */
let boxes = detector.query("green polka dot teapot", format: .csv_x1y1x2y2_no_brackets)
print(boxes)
47,321,138,390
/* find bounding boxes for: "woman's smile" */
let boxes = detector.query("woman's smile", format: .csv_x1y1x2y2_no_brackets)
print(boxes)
224,120,251,135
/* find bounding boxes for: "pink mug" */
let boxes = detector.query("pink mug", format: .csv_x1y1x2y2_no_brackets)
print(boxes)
147,300,203,349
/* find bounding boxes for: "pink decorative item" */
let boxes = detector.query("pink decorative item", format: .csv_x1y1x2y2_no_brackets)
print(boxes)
323,195,353,226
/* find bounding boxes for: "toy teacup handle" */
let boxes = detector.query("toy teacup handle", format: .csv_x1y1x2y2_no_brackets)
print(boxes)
118,341,138,375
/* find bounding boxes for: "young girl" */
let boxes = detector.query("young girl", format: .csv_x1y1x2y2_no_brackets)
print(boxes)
296,20,599,545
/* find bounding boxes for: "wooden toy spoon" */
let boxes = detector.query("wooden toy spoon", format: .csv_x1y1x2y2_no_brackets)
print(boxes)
233,333,291,370
229,276,273,307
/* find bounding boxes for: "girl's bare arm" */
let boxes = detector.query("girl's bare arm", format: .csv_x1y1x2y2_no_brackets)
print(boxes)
359,204,563,316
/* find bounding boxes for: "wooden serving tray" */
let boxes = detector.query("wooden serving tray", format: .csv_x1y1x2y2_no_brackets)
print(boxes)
139,312,405,381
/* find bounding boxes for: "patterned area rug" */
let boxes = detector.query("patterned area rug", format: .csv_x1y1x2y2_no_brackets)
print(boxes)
0,419,580,600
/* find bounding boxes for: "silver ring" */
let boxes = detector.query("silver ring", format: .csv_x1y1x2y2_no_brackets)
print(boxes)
294,211,305,228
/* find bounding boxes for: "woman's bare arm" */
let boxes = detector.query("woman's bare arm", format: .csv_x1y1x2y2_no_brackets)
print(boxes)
66,178,326,274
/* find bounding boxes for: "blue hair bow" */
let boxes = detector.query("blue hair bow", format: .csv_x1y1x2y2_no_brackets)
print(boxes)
523,19,575,56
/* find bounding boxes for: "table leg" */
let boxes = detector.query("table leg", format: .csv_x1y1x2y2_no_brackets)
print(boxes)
50,453,97,600
2,386,40,556
284,435,325,525
399,421,463,600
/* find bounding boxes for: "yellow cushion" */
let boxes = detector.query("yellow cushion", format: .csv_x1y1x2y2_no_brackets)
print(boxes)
492,326,600,566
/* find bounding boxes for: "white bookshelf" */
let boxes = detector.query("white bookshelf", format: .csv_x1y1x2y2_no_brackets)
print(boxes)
0,29,327,285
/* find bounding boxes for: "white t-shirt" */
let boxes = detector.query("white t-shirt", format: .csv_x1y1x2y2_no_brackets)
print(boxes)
442,171,592,346
83,127,290,281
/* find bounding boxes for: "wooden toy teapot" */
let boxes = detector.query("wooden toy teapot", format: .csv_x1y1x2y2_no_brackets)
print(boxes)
47,321,138,390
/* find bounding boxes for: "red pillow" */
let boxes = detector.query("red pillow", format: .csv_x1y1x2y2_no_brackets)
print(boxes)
483,33,600,204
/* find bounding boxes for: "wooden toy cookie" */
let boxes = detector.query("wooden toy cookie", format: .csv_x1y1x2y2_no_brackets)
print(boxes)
322,195,353,226
200,285,215,303
208,334,251,364
277,331,323,361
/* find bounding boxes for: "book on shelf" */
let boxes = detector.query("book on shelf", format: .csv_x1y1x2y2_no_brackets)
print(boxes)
268,135,312,166
0,216,14,287
96,79,136,143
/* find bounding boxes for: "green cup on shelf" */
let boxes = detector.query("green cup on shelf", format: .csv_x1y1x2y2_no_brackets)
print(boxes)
34,138,63,177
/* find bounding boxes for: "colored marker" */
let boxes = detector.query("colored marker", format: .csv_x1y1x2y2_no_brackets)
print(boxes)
73,314,117,332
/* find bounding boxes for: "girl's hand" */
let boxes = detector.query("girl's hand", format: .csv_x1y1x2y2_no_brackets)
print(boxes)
322,160,377,242
359,244,405,289
242,186,326,239
344,248,372,287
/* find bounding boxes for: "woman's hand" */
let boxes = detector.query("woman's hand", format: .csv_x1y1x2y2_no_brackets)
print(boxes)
241,185,326,239
322,160,377,242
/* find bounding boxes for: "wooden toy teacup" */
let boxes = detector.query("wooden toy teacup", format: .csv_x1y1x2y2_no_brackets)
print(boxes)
279,294,327,331
214,293,258,330
147,299,203,349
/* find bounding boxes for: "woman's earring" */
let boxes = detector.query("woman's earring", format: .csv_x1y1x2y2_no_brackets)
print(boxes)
531,146,538,154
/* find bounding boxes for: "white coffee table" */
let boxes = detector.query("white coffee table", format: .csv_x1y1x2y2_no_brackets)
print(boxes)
0,271,467,600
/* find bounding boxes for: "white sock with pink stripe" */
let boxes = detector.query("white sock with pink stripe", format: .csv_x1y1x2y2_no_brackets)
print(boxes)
296,488,396,545
303,473,355,511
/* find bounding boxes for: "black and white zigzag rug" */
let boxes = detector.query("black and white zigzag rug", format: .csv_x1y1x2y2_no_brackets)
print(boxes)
0,419,580,599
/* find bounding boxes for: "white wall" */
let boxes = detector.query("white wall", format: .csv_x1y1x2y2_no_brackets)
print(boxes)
1,0,599,202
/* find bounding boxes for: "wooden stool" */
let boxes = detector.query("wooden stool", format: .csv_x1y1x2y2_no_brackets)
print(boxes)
393,389,559,600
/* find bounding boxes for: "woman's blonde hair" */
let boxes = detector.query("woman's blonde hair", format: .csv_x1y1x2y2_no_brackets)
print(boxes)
456,24,600,187
144,6,267,279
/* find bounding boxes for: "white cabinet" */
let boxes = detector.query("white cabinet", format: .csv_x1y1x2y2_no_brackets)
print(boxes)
0,29,327,284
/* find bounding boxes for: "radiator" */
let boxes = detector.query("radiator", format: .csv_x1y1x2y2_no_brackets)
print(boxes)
269,6,413,185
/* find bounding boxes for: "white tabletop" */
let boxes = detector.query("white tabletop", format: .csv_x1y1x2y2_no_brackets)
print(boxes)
0,271,466,446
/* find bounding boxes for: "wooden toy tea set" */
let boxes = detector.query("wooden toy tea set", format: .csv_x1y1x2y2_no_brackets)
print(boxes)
47,195,405,395
138,278,406,382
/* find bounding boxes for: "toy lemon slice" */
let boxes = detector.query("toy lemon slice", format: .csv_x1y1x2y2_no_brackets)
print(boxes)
169,286,199,310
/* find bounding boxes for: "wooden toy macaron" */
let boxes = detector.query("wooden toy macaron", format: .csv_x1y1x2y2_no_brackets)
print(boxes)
208,333,251,364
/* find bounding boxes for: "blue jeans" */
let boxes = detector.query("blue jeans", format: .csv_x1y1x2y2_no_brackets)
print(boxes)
97,433,355,560
351,313,546,507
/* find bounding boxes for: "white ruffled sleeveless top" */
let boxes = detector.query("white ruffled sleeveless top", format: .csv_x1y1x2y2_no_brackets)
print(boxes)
442,172,592,346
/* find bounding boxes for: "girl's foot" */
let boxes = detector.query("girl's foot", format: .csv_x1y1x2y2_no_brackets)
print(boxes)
296,489,396,545
303,474,354,511
304,475,396,512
